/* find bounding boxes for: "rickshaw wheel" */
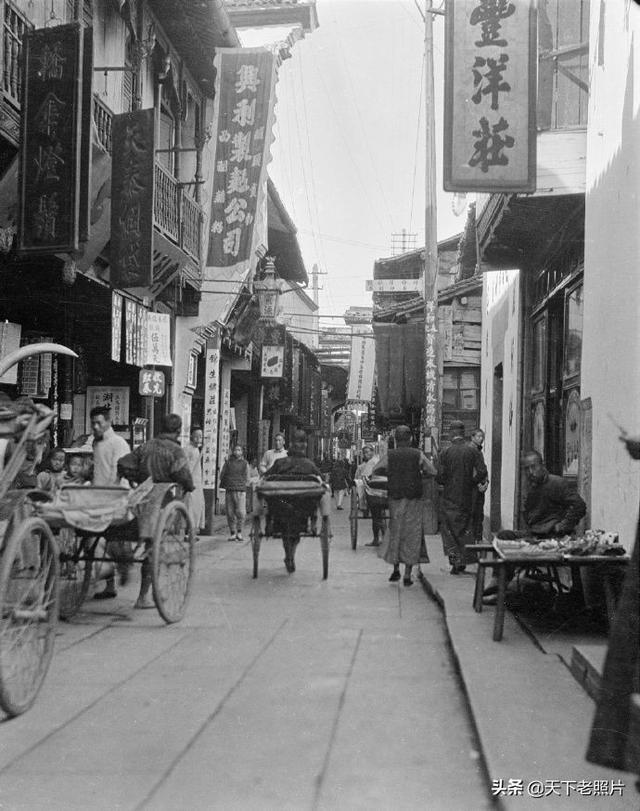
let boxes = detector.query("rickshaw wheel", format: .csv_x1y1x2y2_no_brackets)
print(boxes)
0,517,59,718
57,530,93,620
151,501,194,624
320,516,330,580
251,516,262,579
349,488,358,550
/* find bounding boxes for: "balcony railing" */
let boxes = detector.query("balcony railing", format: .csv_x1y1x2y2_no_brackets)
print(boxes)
3,1,31,108
153,162,203,265
91,95,203,266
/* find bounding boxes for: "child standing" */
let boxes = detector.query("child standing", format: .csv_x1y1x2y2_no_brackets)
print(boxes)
219,444,250,541
36,447,67,493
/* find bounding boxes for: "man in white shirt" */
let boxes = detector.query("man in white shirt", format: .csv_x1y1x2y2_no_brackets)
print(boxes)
259,432,287,474
90,405,130,600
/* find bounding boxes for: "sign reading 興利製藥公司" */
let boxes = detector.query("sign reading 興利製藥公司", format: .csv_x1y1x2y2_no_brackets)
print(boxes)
139,369,165,397
18,23,89,253
202,332,220,489
110,109,155,288
443,0,536,193
207,49,277,273
85,386,129,429
146,312,172,366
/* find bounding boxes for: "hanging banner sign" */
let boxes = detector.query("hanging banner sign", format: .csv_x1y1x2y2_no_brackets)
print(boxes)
347,331,375,404
124,298,136,365
18,22,86,253
134,304,148,367
146,312,172,366
110,108,155,287
261,345,284,378
111,292,123,362
366,278,421,293
86,386,130,428
443,0,536,193
202,333,220,489
207,48,277,272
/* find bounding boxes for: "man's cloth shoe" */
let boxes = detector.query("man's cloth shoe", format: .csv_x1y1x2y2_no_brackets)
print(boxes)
388,570,401,582
236,534,244,542
227,536,236,542
365,541,380,547
93,589,117,600
134,598,155,609
482,594,498,606
483,584,499,597
403,577,413,587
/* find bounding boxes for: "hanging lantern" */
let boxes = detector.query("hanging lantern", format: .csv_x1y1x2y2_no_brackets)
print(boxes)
254,256,280,321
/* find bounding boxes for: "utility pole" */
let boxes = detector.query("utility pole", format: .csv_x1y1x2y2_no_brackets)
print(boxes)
422,2,443,457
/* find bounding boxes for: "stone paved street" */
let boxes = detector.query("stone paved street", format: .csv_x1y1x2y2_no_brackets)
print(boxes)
0,509,490,810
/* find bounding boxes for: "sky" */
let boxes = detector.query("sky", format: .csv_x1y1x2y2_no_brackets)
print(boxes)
240,0,465,319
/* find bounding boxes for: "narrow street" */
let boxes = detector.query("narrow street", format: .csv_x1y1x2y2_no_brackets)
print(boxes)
0,510,491,811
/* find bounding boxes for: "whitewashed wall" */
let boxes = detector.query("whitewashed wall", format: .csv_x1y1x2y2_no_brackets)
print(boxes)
580,0,640,548
480,270,521,531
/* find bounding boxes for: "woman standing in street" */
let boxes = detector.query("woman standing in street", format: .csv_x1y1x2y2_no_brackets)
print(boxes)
184,426,205,536
373,425,437,586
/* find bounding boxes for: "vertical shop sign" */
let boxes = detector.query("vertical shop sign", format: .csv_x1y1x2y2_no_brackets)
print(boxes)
0,322,22,385
260,323,285,379
86,386,130,427
424,300,438,431
146,312,172,366
218,387,231,483
207,48,277,271
444,0,536,192
202,333,220,489
18,23,86,253
134,304,148,367
346,331,375,404
111,292,123,362
124,298,136,365
110,109,155,287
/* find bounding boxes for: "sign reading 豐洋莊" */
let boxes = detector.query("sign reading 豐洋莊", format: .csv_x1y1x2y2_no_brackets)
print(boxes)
444,0,536,193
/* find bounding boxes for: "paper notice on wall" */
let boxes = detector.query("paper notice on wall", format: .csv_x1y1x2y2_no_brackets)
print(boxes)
0,322,21,384
146,312,172,366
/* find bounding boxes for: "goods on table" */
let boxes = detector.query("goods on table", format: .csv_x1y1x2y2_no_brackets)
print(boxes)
495,529,625,559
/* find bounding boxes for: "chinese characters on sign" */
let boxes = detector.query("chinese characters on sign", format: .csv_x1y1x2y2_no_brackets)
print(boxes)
346,332,375,403
86,386,130,428
444,0,536,192
19,23,87,253
424,300,438,432
110,109,155,287
365,278,421,293
207,49,277,270
111,292,123,362
202,333,220,489
146,312,172,366
138,369,165,397
218,387,231,486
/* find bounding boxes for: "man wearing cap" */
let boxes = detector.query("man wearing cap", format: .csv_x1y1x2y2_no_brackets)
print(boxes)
437,420,488,574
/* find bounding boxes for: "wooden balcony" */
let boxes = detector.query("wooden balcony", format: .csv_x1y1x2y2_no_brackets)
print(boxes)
92,95,203,272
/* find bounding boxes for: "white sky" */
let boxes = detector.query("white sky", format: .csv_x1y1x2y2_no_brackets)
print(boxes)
240,0,465,318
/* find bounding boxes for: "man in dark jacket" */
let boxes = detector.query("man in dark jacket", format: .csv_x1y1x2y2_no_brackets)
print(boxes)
265,430,329,573
437,421,488,574
483,450,587,602
118,413,194,608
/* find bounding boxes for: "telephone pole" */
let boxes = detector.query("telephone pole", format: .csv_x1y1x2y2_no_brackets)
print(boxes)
422,3,443,456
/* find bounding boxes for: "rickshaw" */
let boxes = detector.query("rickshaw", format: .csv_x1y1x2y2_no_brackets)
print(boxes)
0,344,194,718
251,476,331,579
0,343,75,717
349,474,389,550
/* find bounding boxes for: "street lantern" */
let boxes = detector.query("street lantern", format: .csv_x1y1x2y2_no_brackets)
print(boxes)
254,256,280,321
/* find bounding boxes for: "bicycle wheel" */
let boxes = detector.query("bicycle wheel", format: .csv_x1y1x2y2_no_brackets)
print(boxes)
0,517,59,717
251,515,262,579
151,501,194,624
57,529,93,620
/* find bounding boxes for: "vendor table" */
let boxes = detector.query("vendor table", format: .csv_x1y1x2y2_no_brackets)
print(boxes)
470,542,630,642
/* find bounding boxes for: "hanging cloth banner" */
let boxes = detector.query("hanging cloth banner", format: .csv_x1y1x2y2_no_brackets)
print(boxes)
111,292,123,362
146,312,172,366
0,322,21,385
443,0,536,193
346,330,375,405
204,47,278,317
